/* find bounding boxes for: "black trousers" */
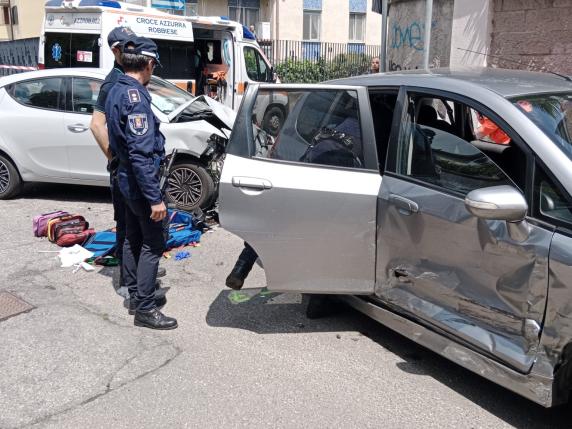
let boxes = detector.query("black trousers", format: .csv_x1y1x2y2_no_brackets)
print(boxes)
238,242,258,270
110,174,126,283
123,198,167,312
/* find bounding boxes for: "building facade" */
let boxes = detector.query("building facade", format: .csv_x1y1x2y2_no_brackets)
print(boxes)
0,0,570,76
0,0,383,46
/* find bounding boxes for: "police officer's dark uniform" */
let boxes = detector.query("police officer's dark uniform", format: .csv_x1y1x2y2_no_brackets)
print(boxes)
105,37,177,330
93,27,134,294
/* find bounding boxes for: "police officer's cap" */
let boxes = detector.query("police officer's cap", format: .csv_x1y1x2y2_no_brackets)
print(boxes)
107,26,136,49
123,36,162,67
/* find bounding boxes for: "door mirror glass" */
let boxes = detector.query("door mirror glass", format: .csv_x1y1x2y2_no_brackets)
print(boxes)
465,185,527,221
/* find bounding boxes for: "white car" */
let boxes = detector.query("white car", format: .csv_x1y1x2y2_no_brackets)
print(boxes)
0,68,236,210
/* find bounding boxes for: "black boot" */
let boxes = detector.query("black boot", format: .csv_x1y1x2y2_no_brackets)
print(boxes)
225,260,253,290
134,308,178,330
128,296,167,315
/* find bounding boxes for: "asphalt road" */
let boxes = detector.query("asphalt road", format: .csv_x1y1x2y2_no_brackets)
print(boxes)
1,183,572,429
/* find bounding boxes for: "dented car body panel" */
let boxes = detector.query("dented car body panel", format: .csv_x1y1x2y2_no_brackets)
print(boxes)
220,68,572,407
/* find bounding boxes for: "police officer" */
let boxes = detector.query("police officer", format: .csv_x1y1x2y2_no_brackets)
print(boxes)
90,27,166,299
105,36,177,330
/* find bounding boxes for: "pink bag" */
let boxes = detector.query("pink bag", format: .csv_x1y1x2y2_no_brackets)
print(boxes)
33,211,69,237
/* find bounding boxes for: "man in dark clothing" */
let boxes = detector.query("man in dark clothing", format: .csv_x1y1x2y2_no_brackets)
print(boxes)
90,27,165,299
105,36,177,330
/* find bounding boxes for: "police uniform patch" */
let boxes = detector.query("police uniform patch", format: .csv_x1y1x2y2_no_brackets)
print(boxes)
128,89,141,103
128,113,148,136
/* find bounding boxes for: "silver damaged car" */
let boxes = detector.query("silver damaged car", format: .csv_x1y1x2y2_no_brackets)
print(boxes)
219,68,572,407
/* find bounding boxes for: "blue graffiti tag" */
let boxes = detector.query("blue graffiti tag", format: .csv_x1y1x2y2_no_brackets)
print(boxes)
391,21,436,51
51,43,62,61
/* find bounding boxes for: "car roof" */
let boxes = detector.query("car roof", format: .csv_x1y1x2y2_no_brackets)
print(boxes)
0,68,108,87
330,67,572,98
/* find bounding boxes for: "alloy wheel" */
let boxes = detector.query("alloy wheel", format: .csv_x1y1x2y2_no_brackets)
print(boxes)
0,159,9,194
167,167,203,208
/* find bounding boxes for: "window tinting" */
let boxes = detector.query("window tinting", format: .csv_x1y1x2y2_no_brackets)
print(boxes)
71,78,101,114
9,78,63,110
251,89,364,169
393,95,516,196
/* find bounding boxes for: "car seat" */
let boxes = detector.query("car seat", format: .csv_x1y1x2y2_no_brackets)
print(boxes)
418,104,456,135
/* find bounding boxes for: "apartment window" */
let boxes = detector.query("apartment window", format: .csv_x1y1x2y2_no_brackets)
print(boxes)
1,6,9,25
303,11,321,41
229,6,259,28
10,5,17,25
349,13,365,42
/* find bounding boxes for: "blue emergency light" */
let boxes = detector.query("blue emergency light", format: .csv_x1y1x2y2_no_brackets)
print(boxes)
45,0,121,8
242,25,256,40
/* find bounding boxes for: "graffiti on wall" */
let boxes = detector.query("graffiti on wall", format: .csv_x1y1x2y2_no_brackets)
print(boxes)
387,0,453,71
392,21,428,51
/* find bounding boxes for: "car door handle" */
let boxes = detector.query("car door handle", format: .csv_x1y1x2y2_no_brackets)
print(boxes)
67,124,89,133
389,194,419,215
232,176,272,191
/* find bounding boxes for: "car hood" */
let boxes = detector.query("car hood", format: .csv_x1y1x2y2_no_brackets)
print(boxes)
167,95,236,131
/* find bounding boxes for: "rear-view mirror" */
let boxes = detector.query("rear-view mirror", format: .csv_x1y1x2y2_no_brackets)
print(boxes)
465,185,527,222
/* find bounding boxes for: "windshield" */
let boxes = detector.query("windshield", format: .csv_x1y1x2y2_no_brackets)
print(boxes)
511,92,572,160
148,76,194,115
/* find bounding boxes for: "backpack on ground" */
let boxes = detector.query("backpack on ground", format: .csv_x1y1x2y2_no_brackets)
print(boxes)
166,210,201,250
83,230,117,257
56,229,95,248
33,211,69,237
47,214,89,243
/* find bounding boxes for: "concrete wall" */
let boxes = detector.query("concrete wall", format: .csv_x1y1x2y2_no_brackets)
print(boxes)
490,0,572,74
449,0,493,67
387,0,454,71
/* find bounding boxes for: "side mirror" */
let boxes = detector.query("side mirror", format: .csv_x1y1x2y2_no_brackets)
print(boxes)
465,185,527,222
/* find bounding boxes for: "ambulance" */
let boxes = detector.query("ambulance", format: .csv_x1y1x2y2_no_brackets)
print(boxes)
39,0,277,110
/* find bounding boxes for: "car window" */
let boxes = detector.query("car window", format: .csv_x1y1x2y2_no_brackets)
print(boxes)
71,78,101,114
535,165,572,225
250,88,365,169
8,77,64,111
147,76,194,115
244,47,271,82
392,94,517,196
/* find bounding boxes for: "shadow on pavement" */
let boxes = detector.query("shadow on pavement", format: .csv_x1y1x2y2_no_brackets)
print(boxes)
18,183,111,203
207,290,572,428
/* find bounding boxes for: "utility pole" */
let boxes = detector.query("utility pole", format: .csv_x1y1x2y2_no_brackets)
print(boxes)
380,0,388,72
423,0,433,69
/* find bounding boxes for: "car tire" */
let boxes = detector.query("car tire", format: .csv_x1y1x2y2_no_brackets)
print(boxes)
262,106,285,137
165,162,215,211
0,154,22,200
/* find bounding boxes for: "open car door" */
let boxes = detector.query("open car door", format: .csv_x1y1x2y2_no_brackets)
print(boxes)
219,84,380,294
